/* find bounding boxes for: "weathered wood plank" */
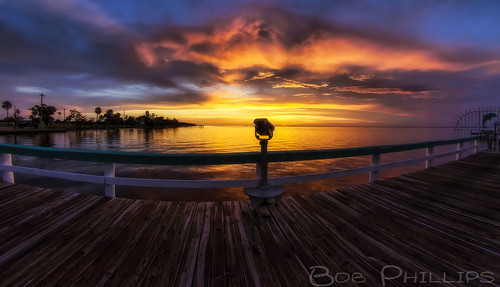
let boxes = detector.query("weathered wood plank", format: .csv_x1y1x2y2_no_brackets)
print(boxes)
240,201,301,286
138,202,197,286
0,185,54,209
112,201,183,286
257,203,311,286
386,174,500,212
288,194,387,286
271,197,369,286
175,203,206,286
237,201,282,287
347,183,500,262
69,200,164,286
209,201,226,287
0,196,132,286
263,198,323,283
45,200,146,286
0,194,105,266
331,185,496,280
106,201,173,286
193,201,214,286
374,178,500,227
0,189,78,236
0,151,498,286
228,200,268,287
222,201,246,286
0,182,15,190
0,184,47,205
158,202,198,286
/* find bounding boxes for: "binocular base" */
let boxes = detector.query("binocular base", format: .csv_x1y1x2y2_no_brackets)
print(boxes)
244,185,285,208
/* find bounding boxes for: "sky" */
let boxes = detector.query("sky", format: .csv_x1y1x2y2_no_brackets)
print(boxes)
1,0,500,126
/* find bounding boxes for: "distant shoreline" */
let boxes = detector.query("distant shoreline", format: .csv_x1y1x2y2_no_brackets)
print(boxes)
0,125,201,135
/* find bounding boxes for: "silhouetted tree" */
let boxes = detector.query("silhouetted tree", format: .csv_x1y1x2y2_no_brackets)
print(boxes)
103,109,123,125
66,109,86,122
2,101,12,119
13,108,22,129
95,107,102,122
134,111,192,128
124,115,136,125
113,112,123,124
104,109,114,123
29,104,56,127
66,109,87,127
140,110,156,126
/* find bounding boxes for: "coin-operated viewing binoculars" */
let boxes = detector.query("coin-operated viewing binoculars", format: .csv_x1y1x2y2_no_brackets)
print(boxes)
254,118,275,141
244,118,285,208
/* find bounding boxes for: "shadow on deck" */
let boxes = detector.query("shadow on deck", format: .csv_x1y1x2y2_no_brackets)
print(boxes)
0,152,498,286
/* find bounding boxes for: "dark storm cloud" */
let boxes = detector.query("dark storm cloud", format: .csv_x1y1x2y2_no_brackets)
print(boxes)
0,1,222,107
190,42,217,55
136,89,209,105
2,2,492,90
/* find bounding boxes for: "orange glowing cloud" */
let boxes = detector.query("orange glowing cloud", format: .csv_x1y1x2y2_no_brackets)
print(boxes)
331,86,424,95
135,15,467,76
128,9,471,126
272,79,328,89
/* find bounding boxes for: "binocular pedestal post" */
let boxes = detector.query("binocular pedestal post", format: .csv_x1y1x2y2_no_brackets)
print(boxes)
244,139,285,208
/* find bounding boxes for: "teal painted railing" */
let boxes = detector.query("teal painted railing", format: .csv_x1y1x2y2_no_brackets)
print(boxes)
0,137,479,164
0,136,483,198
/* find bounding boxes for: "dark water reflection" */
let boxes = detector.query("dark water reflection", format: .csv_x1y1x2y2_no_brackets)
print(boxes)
0,126,464,201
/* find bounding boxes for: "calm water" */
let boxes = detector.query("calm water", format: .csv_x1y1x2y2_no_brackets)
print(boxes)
0,126,463,201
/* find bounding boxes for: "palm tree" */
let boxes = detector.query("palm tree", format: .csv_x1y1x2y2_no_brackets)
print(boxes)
95,107,102,121
13,108,21,129
2,101,12,118
13,108,20,119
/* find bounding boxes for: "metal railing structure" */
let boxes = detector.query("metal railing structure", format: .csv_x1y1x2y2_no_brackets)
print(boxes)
454,107,500,137
0,136,484,201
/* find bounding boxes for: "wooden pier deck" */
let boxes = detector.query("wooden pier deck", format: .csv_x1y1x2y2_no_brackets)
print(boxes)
0,152,498,286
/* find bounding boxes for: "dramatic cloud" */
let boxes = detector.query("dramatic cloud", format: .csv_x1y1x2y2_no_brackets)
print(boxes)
1,1,500,125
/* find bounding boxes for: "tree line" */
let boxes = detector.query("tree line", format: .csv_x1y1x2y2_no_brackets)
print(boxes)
1,100,195,129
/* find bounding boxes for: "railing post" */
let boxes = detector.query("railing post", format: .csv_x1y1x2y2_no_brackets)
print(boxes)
104,162,115,197
0,153,14,183
369,153,380,183
473,139,479,154
495,124,500,152
456,143,464,160
256,162,261,180
258,140,269,189
425,146,434,168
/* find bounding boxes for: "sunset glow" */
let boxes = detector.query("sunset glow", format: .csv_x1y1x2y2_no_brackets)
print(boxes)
2,1,500,126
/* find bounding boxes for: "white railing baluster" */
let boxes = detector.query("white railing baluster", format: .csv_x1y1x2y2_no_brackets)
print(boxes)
369,153,380,183
425,146,434,168
456,143,464,160
0,153,14,183
104,162,116,197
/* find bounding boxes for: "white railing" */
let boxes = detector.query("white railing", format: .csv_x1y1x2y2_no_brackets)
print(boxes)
0,137,485,199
